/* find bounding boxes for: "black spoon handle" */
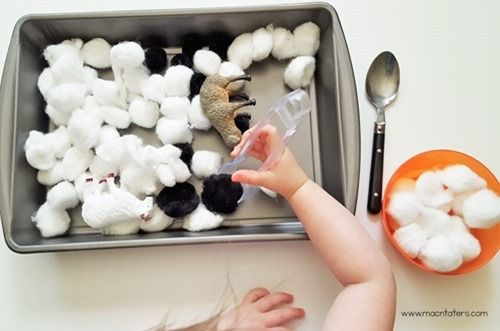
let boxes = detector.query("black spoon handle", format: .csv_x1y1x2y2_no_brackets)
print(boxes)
367,122,385,214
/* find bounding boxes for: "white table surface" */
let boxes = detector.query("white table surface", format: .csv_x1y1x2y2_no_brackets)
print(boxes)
1,1,499,330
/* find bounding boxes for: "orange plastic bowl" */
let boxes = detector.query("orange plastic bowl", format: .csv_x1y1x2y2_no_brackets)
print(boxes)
382,150,500,275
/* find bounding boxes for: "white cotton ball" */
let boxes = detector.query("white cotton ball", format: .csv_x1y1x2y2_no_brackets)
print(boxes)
448,228,481,262
45,105,71,126
447,215,469,234
75,172,94,202
167,158,191,183
24,130,44,151
439,164,487,193
32,203,71,238
92,78,126,108
61,147,94,181
155,164,176,187
46,181,79,210
110,42,145,69
123,65,150,94
183,203,224,232
47,82,86,113
191,150,222,178
416,207,453,238
284,56,316,89
101,219,140,235
101,105,131,129
135,145,162,168
96,137,128,166
67,109,102,149
127,93,141,103
122,134,144,157
25,131,56,170
463,189,500,229
271,26,295,60
50,53,85,84
140,205,173,232
227,33,254,70
43,39,82,67
50,126,72,158
218,62,245,92
252,27,273,61
37,162,65,186
82,95,101,110
419,235,463,272
37,68,56,100
387,191,423,226
415,171,453,212
293,21,320,56
188,95,211,130
129,97,160,128
157,144,182,163
393,223,427,258
160,96,191,120
193,50,222,76
83,66,98,93
120,163,158,196
141,74,166,103
164,65,193,97
97,125,120,147
260,186,278,199
89,155,118,178
451,191,475,217
81,38,112,69
156,117,193,144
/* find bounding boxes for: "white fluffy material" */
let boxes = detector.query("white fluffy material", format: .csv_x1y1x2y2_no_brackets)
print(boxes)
393,223,427,258
156,117,193,144
97,125,120,147
37,162,65,186
92,78,126,107
191,150,222,178
50,126,72,158
157,144,183,163
46,181,79,210
140,205,174,232
123,65,150,94
43,39,82,67
135,145,162,168
227,33,254,70
164,65,193,97
271,26,295,60
182,203,224,232
67,109,102,149
462,189,500,229
415,171,453,212
448,227,481,262
193,50,222,76
129,97,160,128
47,82,86,113
293,21,320,56
83,66,98,93
75,172,94,202
61,147,94,181
260,186,278,199
284,56,316,89
89,155,118,178
82,38,111,69
101,219,140,235
167,158,191,183
416,207,452,239
451,191,474,217
439,164,487,193
218,62,245,92
160,96,191,120
141,74,167,103
252,27,273,61
110,42,145,69
50,53,85,84
32,203,71,238
188,95,211,130
96,137,130,167
387,191,422,226
45,105,71,126
155,164,176,187
120,163,158,196
25,131,56,170
37,68,56,100
419,235,463,272
101,105,131,129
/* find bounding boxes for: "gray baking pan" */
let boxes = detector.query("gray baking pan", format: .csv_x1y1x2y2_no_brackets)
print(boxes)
0,2,359,253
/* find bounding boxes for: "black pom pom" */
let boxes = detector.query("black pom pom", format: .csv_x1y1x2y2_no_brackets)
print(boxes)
145,47,168,74
174,143,194,168
170,53,193,68
157,182,200,217
201,174,243,214
234,113,252,134
182,33,205,58
207,31,232,60
190,73,206,97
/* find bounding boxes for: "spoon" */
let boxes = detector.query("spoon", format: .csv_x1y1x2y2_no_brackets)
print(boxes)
365,51,400,214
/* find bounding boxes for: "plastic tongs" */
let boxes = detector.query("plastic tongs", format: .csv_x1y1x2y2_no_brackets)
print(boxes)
218,89,311,203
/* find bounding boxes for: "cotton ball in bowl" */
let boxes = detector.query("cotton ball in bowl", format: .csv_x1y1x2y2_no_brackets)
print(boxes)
218,62,245,92
50,126,72,159
415,170,453,212
393,223,427,259
447,217,481,262
45,105,71,126
193,50,222,76
227,33,254,70
439,164,486,193
284,56,316,90
92,78,126,108
32,203,71,238
140,205,174,232
191,151,222,178
164,65,194,97
46,181,79,210
188,95,211,130
462,189,500,229
166,158,191,183
387,191,423,226
97,125,120,147
157,182,200,218
160,96,191,121
271,26,295,60
252,27,273,61
120,164,158,196
67,109,102,150
110,41,145,69
101,219,140,236
129,97,160,128
61,147,94,181
101,105,131,129
123,65,150,95
201,174,243,214
183,203,224,232
47,82,86,113
50,53,85,84
43,39,82,67
141,74,167,103
37,162,66,186
37,68,56,100
451,191,475,217
82,38,111,69
24,131,56,170
156,117,193,144
416,207,452,239
418,235,463,272
293,21,320,56
89,155,118,179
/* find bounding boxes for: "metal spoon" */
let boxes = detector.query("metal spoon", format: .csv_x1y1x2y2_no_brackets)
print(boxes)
366,51,400,214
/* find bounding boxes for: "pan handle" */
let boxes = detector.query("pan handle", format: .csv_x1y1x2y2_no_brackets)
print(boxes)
367,122,385,214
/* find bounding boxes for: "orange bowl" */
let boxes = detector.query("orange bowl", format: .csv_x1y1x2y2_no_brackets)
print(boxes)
382,150,500,275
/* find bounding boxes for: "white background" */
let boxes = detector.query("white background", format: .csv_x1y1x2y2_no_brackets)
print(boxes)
0,1,499,330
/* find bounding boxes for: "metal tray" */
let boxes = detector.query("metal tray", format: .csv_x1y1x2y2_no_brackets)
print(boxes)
0,2,360,253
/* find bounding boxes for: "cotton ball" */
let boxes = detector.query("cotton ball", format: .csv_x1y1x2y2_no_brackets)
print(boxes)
120,164,158,196
50,52,85,84
181,33,205,58
123,65,150,95
393,223,427,258
448,228,481,262
419,235,463,272
416,207,452,238
193,49,222,76
83,66,98,93
50,126,72,158
167,158,191,183
32,203,71,238
75,172,94,202
227,33,254,70
218,62,245,92
43,39,82,67
141,74,167,103
37,162,65,186
129,97,160,128
284,56,316,89
202,174,243,214
24,130,44,151
183,203,224,232
191,151,222,178
155,164,176,187
451,191,475,217
170,53,193,68
101,105,131,129
447,215,469,233
145,46,168,74
37,68,55,100
439,164,487,193
140,205,174,232
89,155,118,178
134,145,162,168
97,125,120,147
252,27,273,61
293,21,320,56
207,31,232,60
46,181,79,210
164,65,193,97
462,189,500,229
67,109,102,149
387,191,423,226
415,171,453,212
61,147,94,181
157,144,182,163
160,96,191,121
110,41,145,69
157,182,200,217
156,117,193,144
81,37,111,69
174,143,194,168
188,95,211,130
47,82,86,113
234,113,251,134
260,186,278,199
101,219,140,235
271,26,295,60
25,131,56,170
92,78,126,107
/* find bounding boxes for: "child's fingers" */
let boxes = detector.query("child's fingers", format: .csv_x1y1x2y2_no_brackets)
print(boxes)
242,288,270,304
231,169,261,186
264,307,306,327
256,292,294,312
